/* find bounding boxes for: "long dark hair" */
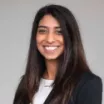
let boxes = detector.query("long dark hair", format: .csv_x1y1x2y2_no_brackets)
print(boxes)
13,4,91,104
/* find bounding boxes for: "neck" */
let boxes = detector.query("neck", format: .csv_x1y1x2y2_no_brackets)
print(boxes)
43,59,58,80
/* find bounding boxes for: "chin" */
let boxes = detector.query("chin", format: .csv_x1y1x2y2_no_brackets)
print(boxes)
44,56,59,60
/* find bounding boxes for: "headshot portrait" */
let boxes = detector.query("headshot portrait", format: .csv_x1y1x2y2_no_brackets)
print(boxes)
13,4,103,104
0,0,103,104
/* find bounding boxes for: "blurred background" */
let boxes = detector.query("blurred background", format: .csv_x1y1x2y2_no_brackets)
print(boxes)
0,0,103,103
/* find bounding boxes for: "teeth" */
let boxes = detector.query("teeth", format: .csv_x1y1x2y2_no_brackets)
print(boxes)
44,46,58,50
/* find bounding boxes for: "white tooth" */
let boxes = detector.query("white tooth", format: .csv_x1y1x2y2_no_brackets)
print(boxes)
45,47,58,50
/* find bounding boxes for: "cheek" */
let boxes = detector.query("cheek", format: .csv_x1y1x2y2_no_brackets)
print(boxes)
36,37,42,52
60,38,64,50
36,35,42,44
36,34,45,44
59,36,64,45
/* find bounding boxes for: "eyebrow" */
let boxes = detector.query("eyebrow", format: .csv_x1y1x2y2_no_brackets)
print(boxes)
38,25,61,29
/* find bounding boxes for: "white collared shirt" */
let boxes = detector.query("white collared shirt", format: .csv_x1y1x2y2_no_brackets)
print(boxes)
32,78,54,104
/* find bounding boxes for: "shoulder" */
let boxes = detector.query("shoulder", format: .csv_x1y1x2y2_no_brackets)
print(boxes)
70,71,103,104
76,71,102,90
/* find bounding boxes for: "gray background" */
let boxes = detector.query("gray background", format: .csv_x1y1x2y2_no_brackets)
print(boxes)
0,0,104,104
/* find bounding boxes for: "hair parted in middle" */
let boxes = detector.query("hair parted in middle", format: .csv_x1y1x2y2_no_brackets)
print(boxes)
13,4,91,104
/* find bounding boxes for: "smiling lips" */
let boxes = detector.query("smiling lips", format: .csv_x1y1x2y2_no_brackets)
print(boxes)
43,46,59,51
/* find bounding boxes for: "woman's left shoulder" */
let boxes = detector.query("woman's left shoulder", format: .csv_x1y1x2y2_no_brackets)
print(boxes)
79,71,102,85
71,71,103,104
74,71,103,95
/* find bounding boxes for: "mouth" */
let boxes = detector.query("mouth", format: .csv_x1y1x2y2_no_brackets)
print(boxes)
43,46,60,51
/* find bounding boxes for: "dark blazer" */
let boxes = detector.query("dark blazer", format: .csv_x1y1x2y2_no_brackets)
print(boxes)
68,72,103,104
44,72,103,104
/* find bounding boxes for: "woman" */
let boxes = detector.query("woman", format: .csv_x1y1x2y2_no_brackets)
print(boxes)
13,4,102,104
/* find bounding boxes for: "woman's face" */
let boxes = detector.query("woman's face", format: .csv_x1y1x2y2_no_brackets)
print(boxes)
36,14,64,60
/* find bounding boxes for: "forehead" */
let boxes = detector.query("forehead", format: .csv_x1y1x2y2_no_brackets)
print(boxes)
38,14,60,27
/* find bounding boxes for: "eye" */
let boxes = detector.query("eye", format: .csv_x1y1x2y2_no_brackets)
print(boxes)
37,29,47,34
56,30,62,35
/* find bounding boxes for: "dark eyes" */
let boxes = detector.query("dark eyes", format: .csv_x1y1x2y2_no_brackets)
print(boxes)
37,29,47,33
56,30,62,35
37,29,62,35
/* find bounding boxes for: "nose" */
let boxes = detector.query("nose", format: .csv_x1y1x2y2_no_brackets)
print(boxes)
46,32,55,43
